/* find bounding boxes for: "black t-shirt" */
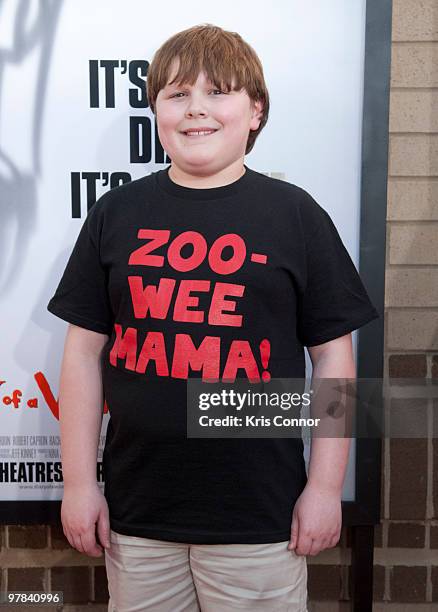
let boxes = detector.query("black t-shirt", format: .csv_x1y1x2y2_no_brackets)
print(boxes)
47,164,379,544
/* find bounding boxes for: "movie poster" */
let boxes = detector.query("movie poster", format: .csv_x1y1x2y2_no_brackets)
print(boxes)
0,0,365,502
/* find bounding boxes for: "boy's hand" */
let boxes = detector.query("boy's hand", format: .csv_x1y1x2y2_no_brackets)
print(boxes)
288,482,342,556
61,483,111,557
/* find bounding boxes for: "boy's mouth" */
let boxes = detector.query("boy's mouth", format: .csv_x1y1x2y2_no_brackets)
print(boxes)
181,129,219,137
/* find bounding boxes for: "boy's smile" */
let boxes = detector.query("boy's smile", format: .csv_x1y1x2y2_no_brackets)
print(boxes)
181,129,218,138
180,128,219,141
155,58,263,186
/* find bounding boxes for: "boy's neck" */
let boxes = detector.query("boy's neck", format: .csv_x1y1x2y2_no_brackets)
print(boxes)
168,160,246,189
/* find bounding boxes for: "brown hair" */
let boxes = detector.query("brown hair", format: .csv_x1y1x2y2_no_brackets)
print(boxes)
146,23,270,155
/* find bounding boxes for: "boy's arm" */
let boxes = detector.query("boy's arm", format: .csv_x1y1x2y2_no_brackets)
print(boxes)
58,323,112,557
306,333,355,496
288,333,355,555
59,324,108,488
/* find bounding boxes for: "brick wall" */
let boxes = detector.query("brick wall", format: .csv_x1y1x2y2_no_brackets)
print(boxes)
384,0,438,608
0,523,108,610
1,2,437,610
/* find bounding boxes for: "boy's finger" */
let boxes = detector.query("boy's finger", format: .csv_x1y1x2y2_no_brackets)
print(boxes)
97,513,111,549
288,515,299,549
308,538,323,556
80,531,101,556
295,534,313,556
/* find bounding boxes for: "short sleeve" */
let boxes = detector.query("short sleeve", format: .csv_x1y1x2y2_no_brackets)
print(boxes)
296,189,379,347
47,196,113,335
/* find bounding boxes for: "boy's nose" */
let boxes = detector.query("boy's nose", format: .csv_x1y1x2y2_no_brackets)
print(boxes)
186,109,208,118
185,95,209,117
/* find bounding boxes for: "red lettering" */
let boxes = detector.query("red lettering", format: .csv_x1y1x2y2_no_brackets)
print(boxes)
107,327,263,382
136,332,169,376
222,340,260,383
209,233,246,274
171,334,220,380
167,231,207,272
128,229,247,275
128,276,175,319
128,229,170,266
109,324,138,371
208,283,245,326
173,280,210,323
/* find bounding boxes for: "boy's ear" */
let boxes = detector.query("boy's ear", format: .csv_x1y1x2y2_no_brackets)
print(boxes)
251,99,264,129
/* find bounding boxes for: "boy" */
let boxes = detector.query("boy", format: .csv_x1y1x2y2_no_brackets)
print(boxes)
47,23,379,611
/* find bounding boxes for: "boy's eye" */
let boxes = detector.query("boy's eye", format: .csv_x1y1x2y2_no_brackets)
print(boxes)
170,89,225,98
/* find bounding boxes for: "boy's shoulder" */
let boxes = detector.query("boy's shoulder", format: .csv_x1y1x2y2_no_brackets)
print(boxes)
86,173,155,224
93,173,153,208
249,169,330,222
249,167,301,195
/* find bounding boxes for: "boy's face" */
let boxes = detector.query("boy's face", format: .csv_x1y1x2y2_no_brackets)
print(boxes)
155,58,263,177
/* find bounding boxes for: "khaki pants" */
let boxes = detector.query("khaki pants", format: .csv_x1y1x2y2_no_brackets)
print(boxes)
105,529,308,611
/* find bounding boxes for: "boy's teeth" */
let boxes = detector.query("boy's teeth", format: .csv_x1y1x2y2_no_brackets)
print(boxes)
186,130,215,136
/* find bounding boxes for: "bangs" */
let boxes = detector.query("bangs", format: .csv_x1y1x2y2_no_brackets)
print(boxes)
149,25,263,102
164,53,244,94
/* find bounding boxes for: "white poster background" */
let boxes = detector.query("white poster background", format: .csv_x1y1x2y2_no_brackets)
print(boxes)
0,0,366,501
